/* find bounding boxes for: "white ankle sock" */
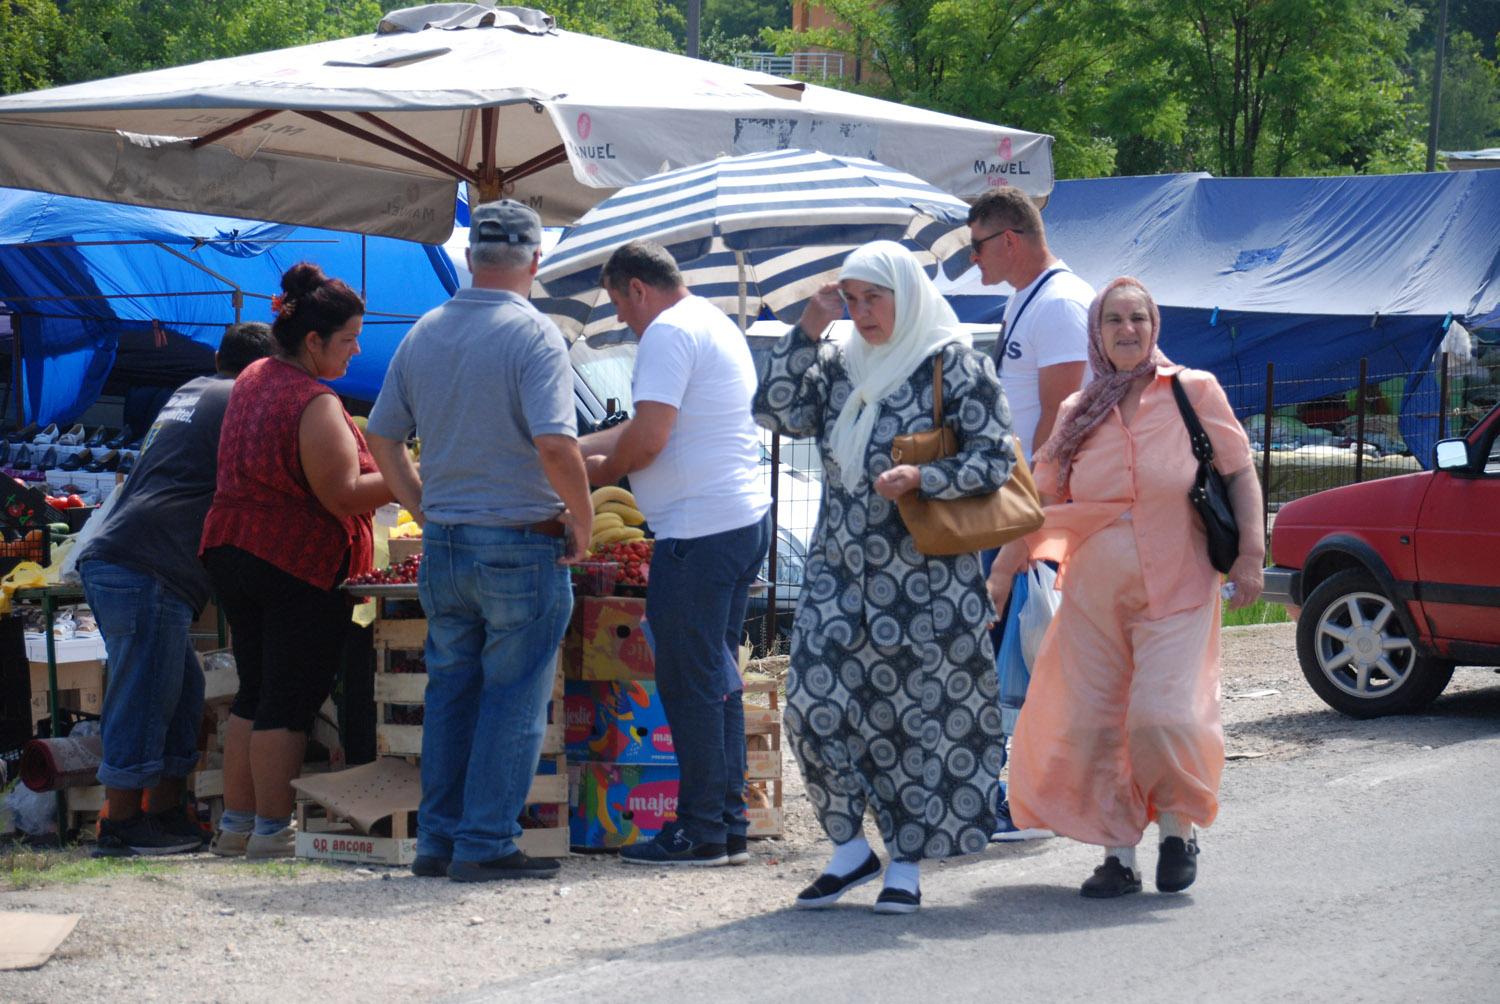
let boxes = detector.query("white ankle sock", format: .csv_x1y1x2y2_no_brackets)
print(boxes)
1158,812,1193,841
1106,845,1138,871
827,834,873,877
884,860,920,894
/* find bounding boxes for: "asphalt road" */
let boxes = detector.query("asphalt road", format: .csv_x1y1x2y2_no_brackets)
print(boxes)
460,682,1500,1003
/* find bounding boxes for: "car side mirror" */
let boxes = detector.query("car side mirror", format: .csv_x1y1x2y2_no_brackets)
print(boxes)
1434,438,1470,472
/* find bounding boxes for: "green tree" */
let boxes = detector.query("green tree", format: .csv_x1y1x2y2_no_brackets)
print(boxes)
1136,0,1424,177
1412,30,1500,151
0,0,66,94
765,1,1178,178
547,0,683,51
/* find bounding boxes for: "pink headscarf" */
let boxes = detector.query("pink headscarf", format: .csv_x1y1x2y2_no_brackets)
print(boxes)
1036,276,1173,493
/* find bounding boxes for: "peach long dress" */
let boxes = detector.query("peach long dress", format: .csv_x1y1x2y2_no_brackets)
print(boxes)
1008,365,1252,848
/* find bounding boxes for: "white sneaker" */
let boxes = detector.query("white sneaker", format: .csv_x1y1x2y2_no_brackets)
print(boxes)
245,824,297,860
209,828,250,857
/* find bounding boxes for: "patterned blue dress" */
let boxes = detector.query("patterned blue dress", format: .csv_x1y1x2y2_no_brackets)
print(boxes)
753,328,1014,861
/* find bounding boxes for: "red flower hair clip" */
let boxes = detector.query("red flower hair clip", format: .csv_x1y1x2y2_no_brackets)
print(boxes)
270,293,296,318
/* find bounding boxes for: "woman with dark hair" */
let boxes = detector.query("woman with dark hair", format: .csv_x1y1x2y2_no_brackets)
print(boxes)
201,262,392,859
986,277,1263,898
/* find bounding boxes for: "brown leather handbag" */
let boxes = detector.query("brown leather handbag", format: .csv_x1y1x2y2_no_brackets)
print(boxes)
889,355,1045,556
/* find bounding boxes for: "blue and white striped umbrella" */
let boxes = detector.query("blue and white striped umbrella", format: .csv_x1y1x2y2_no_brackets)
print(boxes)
532,149,974,340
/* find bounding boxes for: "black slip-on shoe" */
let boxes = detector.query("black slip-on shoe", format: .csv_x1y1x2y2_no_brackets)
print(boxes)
794,851,882,909
1081,856,1143,899
411,854,451,877
448,851,560,882
726,833,750,865
92,815,202,858
872,887,921,915
1156,837,1199,893
149,805,205,848
60,449,92,472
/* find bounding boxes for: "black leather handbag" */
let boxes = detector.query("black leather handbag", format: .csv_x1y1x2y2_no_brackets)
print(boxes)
1170,375,1239,574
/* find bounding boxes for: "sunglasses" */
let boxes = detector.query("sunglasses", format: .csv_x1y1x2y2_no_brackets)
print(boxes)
970,228,1024,255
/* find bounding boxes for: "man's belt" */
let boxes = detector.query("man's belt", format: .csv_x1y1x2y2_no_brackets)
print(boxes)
521,518,565,539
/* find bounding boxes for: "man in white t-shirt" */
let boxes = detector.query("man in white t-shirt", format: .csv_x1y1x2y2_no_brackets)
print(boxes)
967,187,1093,461
581,240,772,868
967,188,1094,841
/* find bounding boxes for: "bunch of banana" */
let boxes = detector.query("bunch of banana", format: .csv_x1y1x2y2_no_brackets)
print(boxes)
590,486,647,549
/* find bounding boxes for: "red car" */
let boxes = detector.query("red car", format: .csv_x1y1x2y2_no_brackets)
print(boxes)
1263,400,1500,717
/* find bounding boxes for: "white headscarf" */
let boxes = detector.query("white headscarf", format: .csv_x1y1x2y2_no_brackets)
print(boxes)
827,240,970,493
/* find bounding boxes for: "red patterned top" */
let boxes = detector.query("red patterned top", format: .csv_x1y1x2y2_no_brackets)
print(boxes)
201,357,376,590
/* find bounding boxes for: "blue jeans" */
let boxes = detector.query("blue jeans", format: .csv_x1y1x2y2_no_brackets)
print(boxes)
415,523,573,863
80,560,203,790
647,513,771,845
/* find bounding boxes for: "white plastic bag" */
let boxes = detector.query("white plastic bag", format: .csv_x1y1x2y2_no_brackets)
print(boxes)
1018,562,1060,669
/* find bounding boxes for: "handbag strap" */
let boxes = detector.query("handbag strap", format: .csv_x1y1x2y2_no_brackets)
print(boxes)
997,267,1066,371
931,354,944,426
1169,374,1215,465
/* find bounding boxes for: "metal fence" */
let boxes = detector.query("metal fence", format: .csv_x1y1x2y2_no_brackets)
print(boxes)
733,51,846,80
1223,350,1500,523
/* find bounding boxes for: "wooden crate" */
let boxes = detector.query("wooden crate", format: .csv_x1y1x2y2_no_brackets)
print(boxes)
373,614,565,759
745,777,784,838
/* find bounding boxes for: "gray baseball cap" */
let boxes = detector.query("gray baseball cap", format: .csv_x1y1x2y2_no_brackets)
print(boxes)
470,199,542,245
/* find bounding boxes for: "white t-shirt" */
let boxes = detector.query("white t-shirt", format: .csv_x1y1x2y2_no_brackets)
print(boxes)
997,263,1094,459
630,295,771,540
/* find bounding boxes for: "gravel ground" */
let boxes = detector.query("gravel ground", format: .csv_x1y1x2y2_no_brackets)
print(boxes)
3,623,1496,1002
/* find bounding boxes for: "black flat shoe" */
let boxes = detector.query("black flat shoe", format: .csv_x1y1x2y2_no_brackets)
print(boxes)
1081,856,1142,899
794,851,882,909
105,426,135,449
8,422,39,444
872,887,921,915
86,449,118,473
1156,837,1199,893
410,854,450,878
10,445,33,470
36,446,57,470
447,850,560,882
85,426,113,448
60,449,92,472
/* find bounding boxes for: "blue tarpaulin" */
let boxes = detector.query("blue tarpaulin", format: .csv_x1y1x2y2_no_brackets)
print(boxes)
942,170,1500,463
0,190,459,424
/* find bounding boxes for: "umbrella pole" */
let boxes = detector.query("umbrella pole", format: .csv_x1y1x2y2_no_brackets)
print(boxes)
736,251,748,333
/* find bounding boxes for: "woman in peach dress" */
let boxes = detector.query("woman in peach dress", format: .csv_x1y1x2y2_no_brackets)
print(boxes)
986,276,1264,898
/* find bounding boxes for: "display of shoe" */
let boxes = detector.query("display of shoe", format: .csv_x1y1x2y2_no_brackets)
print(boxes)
118,452,137,476
60,449,92,472
618,822,727,866
105,426,135,449
726,832,750,866
31,423,59,445
1080,856,1143,899
990,798,1054,842
872,887,921,915
36,446,58,471
85,426,113,448
57,423,87,446
10,445,33,470
92,814,202,858
7,422,39,444
209,827,250,857
245,824,297,860
447,850,561,882
0,442,9,465
794,851,883,909
1156,836,1199,893
410,854,451,878
86,449,118,473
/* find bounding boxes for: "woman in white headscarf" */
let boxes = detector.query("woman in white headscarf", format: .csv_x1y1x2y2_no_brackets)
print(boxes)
753,241,1015,915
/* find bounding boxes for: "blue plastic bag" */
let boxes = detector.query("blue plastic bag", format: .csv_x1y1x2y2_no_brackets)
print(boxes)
995,569,1031,735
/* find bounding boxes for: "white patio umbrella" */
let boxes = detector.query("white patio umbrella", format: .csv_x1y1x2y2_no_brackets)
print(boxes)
532,149,976,339
0,3,1053,243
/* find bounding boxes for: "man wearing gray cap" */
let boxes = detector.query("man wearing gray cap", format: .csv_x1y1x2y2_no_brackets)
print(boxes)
367,199,592,883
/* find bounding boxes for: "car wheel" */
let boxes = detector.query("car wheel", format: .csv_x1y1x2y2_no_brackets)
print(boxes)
1295,568,1455,718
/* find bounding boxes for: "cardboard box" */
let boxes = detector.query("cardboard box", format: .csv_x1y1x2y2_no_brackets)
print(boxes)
296,828,418,866
387,537,422,564
579,596,654,680
25,635,107,665
568,761,681,849
564,679,675,765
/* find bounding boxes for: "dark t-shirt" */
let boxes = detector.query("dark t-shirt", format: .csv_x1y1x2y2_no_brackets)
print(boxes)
80,374,232,612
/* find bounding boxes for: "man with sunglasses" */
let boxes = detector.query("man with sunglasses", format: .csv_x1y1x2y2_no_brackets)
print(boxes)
967,187,1093,842
966,188,1092,462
